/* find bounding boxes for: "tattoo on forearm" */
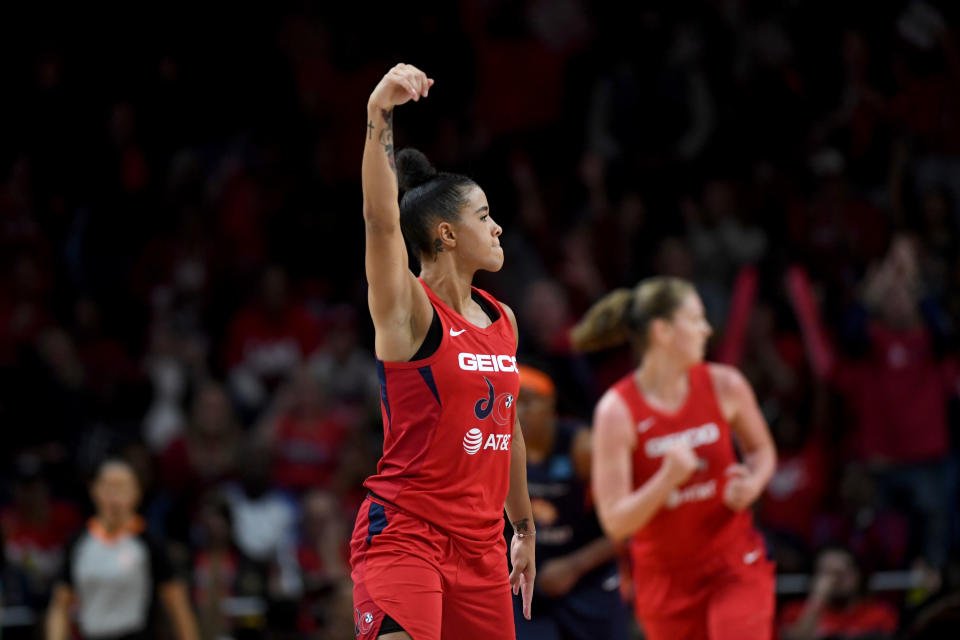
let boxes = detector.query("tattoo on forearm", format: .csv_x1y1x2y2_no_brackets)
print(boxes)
513,518,532,534
379,108,395,174
367,121,374,140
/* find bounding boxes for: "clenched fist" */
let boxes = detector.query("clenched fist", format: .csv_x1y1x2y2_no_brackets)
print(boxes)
722,464,759,511
661,441,698,487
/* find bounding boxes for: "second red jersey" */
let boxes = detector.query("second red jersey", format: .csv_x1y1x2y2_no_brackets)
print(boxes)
612,363,757,570
364,280,519,550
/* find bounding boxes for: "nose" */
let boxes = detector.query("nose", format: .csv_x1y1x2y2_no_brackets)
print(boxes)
492,219,502,237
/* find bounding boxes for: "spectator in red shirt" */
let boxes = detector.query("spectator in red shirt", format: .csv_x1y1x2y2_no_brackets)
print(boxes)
832,238,954,465
159,381,242,538
835,238,954,570
780,546,898,640
225,265,322,418
790,237,956,569
0,461,82,608
255,366,349,493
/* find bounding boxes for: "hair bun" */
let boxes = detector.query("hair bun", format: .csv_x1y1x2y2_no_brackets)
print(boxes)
397,148,437,192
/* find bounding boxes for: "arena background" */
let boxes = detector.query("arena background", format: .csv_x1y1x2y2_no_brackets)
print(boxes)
1,0,960,637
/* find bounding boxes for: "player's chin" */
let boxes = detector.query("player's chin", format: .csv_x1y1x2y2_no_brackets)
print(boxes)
483,249,505,271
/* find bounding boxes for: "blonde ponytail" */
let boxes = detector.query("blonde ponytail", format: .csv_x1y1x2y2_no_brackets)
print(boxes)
570,277,695,354
569,288,634,353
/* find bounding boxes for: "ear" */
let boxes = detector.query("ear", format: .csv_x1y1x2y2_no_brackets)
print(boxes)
649,317,673,345
437,221,457,249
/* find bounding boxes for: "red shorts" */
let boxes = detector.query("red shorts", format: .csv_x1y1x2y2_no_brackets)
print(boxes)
350,496,514,640
633,532,775,640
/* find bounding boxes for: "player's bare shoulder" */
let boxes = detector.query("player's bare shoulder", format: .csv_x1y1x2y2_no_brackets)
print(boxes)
500,301,519,343
706,362,753,422
593,387,636,448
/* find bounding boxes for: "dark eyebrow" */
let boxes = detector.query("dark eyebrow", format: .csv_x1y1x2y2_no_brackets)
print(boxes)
476,206,489,213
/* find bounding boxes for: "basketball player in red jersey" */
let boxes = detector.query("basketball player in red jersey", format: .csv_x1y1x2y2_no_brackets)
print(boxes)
350,63,536,640
571,277,777,640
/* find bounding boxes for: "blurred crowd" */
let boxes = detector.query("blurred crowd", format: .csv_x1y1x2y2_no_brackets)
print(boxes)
2,1,960,638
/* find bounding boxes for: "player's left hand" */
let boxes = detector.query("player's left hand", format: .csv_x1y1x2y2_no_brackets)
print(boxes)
723,464,759,511
509,536,536,620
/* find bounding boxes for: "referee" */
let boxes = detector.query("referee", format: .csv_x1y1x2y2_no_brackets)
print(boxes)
45,459,199,640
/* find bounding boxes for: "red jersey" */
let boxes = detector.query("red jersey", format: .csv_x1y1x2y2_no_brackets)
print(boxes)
272,410,348,491
778,598,898,638
759,437,828,543
364,281,519,550
612,363,758,570
834,324,952,463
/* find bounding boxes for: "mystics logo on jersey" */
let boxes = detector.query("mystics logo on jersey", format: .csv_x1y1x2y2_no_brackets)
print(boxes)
463,377,515,454
474,378,515,426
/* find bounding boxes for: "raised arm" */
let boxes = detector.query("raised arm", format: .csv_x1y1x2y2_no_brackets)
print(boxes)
363,64,435,360
785,265,836,380
592,390,697,542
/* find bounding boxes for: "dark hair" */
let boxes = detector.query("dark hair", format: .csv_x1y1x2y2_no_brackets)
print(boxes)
570,277,695,353
397,148,477,260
